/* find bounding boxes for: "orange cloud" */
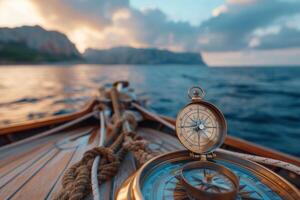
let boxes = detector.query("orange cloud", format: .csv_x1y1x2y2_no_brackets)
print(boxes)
0,0,44,27
28,0,145,52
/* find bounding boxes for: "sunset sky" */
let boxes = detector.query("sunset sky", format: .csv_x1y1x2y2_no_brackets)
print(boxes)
0,0,300,66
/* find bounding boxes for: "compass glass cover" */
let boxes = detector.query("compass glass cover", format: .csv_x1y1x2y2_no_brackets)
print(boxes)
176,103,226,154
182,168,235,194
140,158,285,200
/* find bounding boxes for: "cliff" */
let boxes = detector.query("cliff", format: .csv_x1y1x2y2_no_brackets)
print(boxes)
0,26,206,65
83,47,206,65
0,25,81,63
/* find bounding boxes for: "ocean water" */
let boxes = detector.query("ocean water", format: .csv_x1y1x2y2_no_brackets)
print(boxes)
0,64,299,157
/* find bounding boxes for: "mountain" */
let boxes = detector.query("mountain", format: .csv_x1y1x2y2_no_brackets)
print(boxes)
0,25,81,63
83,47,206,65
0,26,206,65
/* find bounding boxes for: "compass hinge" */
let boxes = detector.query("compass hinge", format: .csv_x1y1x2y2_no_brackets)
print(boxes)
189,152,216,160
206,153,216,159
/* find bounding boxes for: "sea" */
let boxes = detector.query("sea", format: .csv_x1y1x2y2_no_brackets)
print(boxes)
0,64,299,157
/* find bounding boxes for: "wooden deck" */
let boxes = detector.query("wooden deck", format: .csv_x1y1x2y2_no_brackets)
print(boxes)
0,124,183,200
1,98,299,200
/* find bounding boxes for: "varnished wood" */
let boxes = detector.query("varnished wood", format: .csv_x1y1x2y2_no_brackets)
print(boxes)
11,149,76,200
0,97,97,135
0,125,99,199
0,143,54,180
0,148,59,198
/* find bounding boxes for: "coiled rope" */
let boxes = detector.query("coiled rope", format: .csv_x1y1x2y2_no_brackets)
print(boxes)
54,110,156,200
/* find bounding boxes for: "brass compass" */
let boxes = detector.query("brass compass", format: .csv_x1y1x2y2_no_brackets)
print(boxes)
176,86,226,155
176,86,239,200
115,86,300,200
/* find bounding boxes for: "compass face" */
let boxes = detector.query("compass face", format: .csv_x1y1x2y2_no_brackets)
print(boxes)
135,151,299,200
176,102,226,154
182,168,235,193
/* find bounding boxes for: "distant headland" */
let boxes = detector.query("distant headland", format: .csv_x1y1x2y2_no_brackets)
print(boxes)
83,47,205,65
0,26,206,65
0,26,81,64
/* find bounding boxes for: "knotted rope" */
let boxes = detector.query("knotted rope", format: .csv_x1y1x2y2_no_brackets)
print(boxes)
123,132,157,165
54,110,157,200
55,147,119,200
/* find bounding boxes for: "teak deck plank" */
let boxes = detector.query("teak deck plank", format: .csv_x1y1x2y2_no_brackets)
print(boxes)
0,148,59,199
46,147,82,200
0,126,93,160
0,144,45,168
11,149,76,200
0,135,57,163
138,127,184,152
111,153,137,199
0,126,96,200
0,145,55,187
46,128,99,199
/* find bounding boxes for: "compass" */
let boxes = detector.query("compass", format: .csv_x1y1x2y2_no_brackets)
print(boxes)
176,86,238,200
176,86,226,154
115,86,300,200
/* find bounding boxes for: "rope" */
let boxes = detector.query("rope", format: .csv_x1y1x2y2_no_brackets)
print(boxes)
54,107,157,200
218,149,300,175
122,132,157,166
54,147,119,200
132,103,174,130
91,111,106,200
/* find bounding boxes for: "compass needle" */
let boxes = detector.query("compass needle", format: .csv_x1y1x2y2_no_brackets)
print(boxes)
205,126,217,129
187,114,197,123
203,169,207,178
202,130,209,139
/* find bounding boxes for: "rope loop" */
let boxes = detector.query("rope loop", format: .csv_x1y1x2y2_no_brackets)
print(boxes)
122,111,138,130
55,99,157,199
123,133,157,166
82,147,115,164
54,146,119,200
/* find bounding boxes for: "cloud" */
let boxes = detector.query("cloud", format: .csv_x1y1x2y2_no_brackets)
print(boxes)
27,0,300,52
29,0,133,51
197,0,300,51
117,8,200,51
255,27,300,49
32,0,129,30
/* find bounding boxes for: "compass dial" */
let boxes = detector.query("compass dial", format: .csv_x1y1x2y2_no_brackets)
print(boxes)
180,161,239,200
176,102,226,154
130,151,300,200
183,168,234,193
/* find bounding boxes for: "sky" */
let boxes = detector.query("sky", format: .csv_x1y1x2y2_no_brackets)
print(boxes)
0,0,300,66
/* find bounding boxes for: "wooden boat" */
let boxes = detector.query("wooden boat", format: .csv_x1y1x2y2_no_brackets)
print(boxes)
0,81,299,200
